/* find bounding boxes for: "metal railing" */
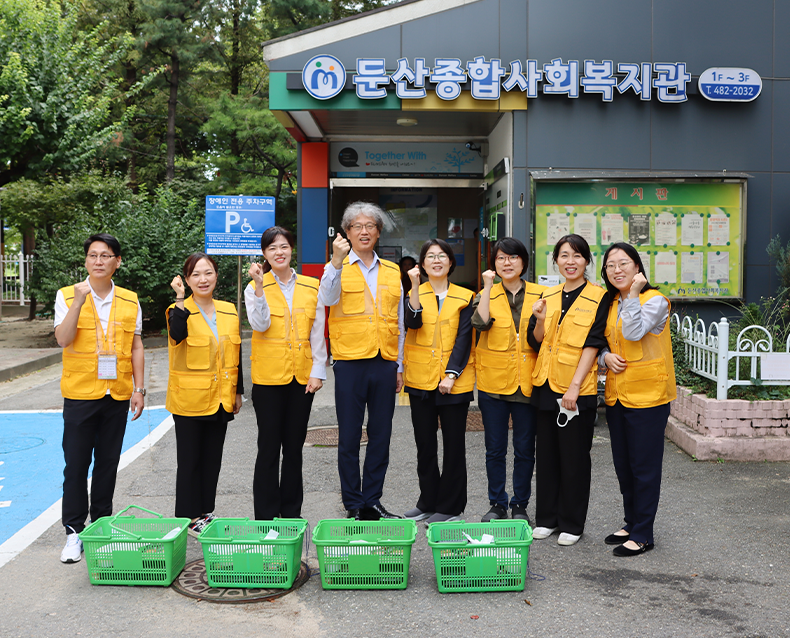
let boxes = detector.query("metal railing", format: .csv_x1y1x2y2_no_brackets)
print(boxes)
1,252,33,305
671,313,790,400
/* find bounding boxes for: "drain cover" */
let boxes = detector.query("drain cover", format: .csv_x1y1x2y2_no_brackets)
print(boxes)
0,436,45,454
171,559,310,604
304,427,368,447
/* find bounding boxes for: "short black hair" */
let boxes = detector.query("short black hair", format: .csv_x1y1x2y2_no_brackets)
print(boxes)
490,237,530,276
600,242,659,297
418,238,456,278
260,226,295,273
552,234,592,267
183,252,218,279
84,233,121,257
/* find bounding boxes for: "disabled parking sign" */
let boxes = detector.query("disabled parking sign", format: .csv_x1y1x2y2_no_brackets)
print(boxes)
205,195,275,255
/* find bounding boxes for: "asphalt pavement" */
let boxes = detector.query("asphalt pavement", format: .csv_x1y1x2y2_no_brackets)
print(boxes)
0,347,788,638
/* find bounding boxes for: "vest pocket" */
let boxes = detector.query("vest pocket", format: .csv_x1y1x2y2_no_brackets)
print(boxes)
416,319,436,346
63,358,97,394
404,345,434,387
622,361,667,405
382,323,399,358
224,334,241,368
565,312,594,348
175,375,212,410
252,343,289,383
186,335,211,369
554,347,581,388
341,279,366,315
73,315,98,353
476,350,515,391
268,305,288,338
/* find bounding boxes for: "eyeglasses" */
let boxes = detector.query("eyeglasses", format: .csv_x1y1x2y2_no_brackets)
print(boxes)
605,260,634,272
425,253,449,262
86,253,117,262
349,223,378,232
495,254,521,263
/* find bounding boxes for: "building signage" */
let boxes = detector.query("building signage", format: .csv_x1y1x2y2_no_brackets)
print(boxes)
329,142,484,178
303,56,763,105
205,196,275,256
698,68,761,102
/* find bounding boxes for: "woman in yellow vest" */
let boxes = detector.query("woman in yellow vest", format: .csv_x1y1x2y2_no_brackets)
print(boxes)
599,242,676,557
245,226,326,521
167,253,243,537
527,234,608,546
402,239,474,524
472,237,545,524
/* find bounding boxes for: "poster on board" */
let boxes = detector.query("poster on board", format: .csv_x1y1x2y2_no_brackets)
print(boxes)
533,181,744,299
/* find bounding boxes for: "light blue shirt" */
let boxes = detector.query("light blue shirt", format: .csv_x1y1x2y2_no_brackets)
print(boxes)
196,304,219,342
318,249,405,372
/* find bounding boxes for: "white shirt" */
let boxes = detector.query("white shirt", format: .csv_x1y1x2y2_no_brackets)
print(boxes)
318,250,405,372
244,269,328,380
599,294,669,367
54,278,143,334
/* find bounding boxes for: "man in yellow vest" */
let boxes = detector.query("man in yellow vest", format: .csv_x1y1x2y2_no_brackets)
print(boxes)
319,202,405,520
53,233,145,563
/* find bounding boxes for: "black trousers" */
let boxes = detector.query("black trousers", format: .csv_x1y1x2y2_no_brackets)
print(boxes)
252,381,314,520
409,393,469,516
62,396,128,533
174,416,228,519
535,406,596,536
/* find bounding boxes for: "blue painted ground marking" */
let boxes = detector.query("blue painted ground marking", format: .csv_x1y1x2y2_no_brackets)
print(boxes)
0,409,170,545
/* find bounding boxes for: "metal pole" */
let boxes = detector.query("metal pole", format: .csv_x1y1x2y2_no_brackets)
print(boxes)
18,251,24,306
237,255,242,335
716,317,729,400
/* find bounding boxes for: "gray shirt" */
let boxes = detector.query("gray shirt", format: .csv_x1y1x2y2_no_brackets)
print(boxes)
598,294,669,367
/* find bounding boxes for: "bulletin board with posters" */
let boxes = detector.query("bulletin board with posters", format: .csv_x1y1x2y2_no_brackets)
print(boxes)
532,180,746,300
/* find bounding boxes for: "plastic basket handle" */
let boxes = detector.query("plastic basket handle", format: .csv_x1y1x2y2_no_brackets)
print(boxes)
107,505,164,541
114,505,164,519
108,521,144,541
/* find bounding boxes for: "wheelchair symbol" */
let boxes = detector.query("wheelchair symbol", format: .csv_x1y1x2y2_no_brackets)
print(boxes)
241,218,254,233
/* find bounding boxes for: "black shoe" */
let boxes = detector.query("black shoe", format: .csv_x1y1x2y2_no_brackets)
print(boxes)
360,504,403,520
605,531,630,545
511,504,531,526
613,541,654,557
481,504,508,522
346,508,361,520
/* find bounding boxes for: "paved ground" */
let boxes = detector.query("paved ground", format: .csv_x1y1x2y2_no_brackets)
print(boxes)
0,345,789,637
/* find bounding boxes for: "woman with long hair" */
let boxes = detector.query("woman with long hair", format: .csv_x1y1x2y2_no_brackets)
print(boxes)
527,234,608,546
245,226,326,520
402,239,474,524
599,242,676,556
167,253,243,537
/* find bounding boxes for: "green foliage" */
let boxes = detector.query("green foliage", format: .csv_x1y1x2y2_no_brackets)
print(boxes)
766,235,790,298
28,177,240,329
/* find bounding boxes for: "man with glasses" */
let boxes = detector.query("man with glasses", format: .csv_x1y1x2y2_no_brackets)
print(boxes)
53,233,145,563
319,202,405,521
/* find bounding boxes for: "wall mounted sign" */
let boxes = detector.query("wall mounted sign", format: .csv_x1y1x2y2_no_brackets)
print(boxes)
302,56,762,104
205,196,275,255
329,142,484,177
698,68,762,102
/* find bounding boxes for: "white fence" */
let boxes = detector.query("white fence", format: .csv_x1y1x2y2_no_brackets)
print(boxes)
671,313,790,400
1,252,33,305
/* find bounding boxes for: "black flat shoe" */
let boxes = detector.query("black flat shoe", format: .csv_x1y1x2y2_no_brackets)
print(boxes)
613,541,654,557
605,532,630,545
346,508,361,520
360,503,403,520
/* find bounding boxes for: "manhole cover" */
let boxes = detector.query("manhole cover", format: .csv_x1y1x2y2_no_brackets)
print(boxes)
304,427,368,447
0,436,45,454
171,559,310,604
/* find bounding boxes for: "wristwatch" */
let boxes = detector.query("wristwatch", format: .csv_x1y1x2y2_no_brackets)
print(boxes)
446,372,458,380
134,387,147,396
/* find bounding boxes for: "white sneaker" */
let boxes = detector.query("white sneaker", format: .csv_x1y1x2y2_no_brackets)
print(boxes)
60,528,83,563
532,526,558,539
557,532,582,546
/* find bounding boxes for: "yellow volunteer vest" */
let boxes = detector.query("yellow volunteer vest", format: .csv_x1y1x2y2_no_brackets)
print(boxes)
532,281,606,396
166,297,241,417
60,284,138,401
403,282,475,393
476,281,546,397
250,272,319,385
328,256,401,361
604,289,677,408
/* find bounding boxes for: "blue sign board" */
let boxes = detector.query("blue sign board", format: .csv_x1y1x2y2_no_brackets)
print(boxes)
698,67,761,102
205,196,275,255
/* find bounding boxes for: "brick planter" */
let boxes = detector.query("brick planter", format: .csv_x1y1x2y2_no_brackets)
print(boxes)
667,386,790,461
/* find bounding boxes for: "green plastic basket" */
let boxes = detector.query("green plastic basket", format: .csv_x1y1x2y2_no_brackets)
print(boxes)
426,520,533,592
79,505,190,586
198,518,307,589
312,519,417,590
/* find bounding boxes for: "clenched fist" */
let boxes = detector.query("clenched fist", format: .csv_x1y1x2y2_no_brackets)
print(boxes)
171,275,185,297
407,266,422,288
73,281,91,306
248,262,264,286
482,269,496,290
629,272,647,298
532,298,547,321
331,234,351,269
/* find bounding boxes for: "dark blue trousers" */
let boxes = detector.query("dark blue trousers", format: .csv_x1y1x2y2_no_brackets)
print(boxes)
606,401,670,544
334,356,398,510
479,391,537,509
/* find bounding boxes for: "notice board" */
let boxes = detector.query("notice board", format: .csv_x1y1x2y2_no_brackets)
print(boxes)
533,181,745,299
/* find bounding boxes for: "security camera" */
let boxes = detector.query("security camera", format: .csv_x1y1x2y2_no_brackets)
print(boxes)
466,142,472,149
465,141,483,155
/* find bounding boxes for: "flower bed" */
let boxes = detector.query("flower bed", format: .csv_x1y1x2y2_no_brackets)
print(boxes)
667,386,790,461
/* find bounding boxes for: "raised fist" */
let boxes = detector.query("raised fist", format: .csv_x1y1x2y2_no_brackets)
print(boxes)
331,234,351,268
630,272,647,297
248,262,264,285
73,281,91,305
532,298,547,321
170,275,185,297
407,266,422,287
482,269,496,289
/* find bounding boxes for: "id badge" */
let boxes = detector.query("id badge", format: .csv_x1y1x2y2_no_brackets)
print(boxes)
98,354,118,380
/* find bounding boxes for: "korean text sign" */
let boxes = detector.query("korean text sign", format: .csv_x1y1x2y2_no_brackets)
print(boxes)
205,196,275,256
533,181,744,299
